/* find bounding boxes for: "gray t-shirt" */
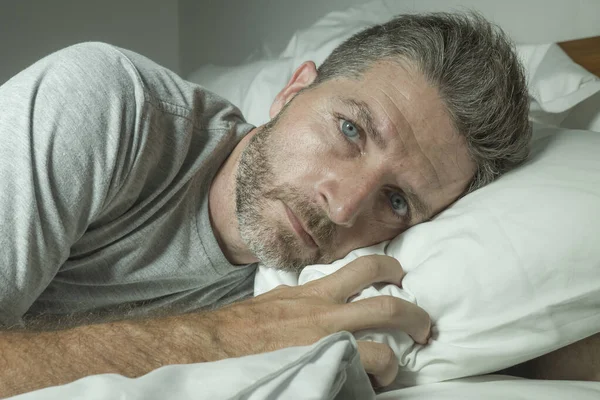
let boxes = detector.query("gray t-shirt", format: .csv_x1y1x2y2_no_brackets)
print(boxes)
0,42,256,327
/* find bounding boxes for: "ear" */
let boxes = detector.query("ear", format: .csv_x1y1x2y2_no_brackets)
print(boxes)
269,61,318,119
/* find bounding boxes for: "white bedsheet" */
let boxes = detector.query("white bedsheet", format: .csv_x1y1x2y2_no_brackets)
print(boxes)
8,332,375,400
379,375,600,400
10,331,600,400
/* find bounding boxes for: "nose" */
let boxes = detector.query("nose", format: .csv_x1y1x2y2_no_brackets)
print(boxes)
316,171,379,227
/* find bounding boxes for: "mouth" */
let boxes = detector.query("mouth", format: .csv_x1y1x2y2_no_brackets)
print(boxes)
284,204,318,250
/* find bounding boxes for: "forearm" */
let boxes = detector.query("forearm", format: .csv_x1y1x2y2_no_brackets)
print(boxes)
0,313,224,398
0,255,429,396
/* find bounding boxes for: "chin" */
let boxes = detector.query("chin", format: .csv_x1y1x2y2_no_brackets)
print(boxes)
255,245,321,273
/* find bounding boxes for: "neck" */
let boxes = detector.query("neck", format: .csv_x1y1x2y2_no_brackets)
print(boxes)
208,128,259,265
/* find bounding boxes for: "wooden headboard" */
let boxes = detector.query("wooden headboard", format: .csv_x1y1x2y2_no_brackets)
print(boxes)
558,36,600,77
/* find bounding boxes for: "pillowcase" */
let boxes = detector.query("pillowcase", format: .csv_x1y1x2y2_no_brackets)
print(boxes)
256,126,600,386
520,43,600,128
187,0,600,129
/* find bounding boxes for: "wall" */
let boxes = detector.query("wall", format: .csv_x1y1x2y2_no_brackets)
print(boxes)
2,0,599,84
178,0,367,76
179,0,600,78
0,0,179,85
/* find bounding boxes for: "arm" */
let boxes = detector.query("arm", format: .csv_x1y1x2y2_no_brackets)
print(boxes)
0,44,429,397
0,314,216,396
0,255,430,397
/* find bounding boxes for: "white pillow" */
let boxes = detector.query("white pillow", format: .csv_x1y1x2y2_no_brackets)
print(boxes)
255,126,600,386
521,43,600,128
187,0,600,129
187,58,294,129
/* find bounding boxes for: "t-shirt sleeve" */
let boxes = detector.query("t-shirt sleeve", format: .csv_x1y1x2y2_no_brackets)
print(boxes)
0,43,143,326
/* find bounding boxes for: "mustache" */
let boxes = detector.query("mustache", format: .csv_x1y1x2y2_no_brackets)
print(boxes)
265,186,336,248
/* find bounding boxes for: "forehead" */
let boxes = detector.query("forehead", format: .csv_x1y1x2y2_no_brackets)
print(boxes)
311,61,476,216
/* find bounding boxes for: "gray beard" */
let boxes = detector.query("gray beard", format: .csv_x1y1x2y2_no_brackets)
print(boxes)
234,118,336,273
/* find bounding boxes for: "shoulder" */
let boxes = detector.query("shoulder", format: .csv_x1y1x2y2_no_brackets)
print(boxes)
37,42,146,106
42,42,252,140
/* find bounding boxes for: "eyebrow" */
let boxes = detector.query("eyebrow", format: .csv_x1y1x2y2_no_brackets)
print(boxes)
336,96,433,221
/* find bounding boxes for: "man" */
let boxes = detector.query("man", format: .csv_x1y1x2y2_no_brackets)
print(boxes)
0,12,538,396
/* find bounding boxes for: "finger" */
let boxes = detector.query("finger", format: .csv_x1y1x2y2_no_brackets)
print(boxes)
329,296,431,344
310,255,405,303
357,341,399,388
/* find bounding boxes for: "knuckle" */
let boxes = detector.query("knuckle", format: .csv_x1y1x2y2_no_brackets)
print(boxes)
258,284,298,302
361,256,383,279
268,284,290,298
306,307,336,335
304,283,333,300
306,308,324,326
379,296,403,319
379,345,397,369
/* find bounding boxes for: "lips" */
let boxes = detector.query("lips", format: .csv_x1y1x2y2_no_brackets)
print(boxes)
284,204,318,249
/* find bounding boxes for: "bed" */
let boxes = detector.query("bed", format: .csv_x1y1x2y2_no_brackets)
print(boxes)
9,3,600,400
558,36,600,77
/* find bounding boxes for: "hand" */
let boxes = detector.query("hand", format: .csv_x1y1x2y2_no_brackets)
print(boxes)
208,255,431,387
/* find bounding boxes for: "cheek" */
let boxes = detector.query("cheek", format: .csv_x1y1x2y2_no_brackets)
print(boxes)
336,217,404,252
269,122,337,185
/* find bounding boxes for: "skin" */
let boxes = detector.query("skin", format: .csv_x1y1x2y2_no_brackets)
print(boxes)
5,58,593,397
1,59,465,397
210,59,600,385
0,255,429,396
210,60,476,270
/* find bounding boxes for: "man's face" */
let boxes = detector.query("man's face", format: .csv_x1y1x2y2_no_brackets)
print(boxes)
236,61,475,272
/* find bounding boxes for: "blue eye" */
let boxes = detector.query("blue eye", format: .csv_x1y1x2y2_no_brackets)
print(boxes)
390,192,408,217
340,119,359,139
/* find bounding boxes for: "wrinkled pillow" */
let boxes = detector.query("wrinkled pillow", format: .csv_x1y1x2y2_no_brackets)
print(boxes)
256,126,600,386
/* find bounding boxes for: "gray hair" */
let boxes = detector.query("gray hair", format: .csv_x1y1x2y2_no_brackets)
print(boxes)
312,12,532,193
